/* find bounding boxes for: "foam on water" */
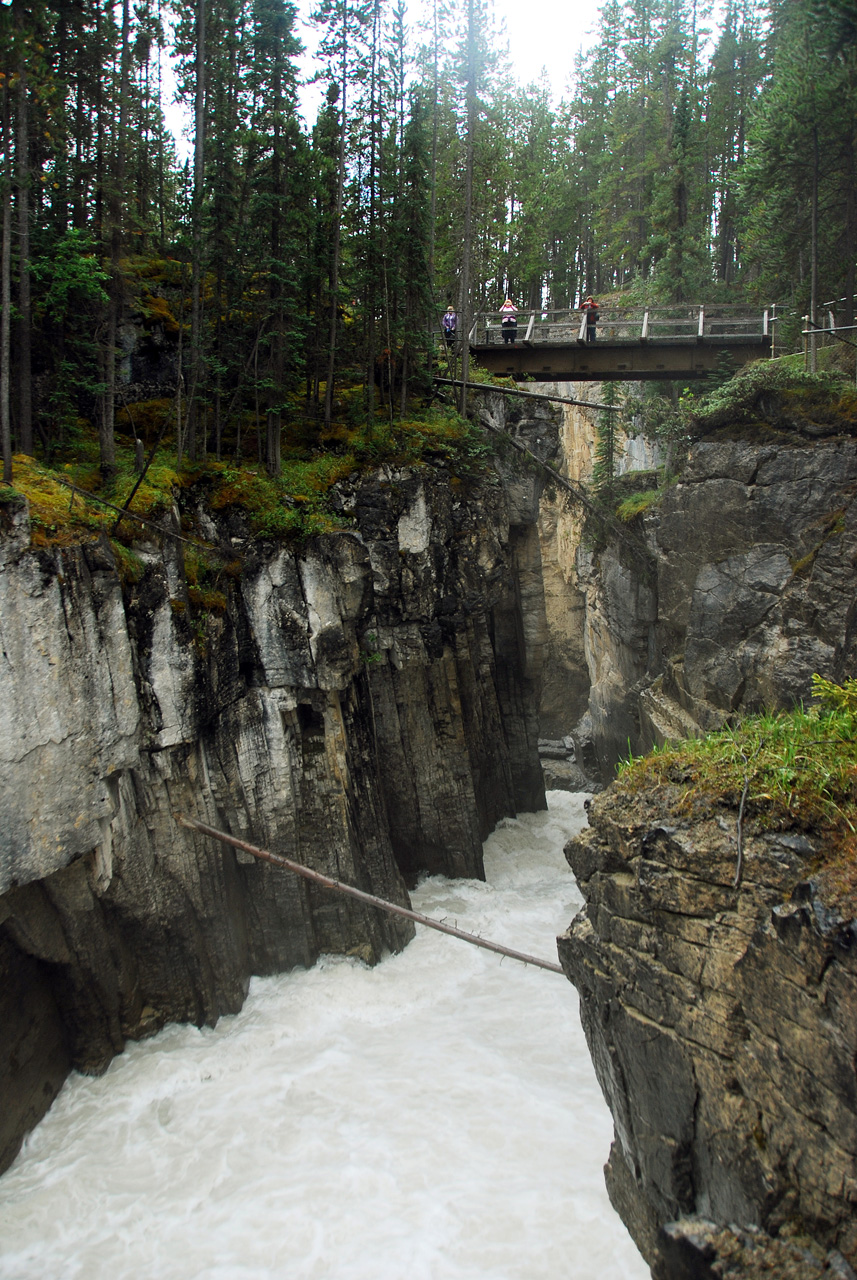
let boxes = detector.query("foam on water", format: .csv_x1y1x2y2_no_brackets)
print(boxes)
0,792,648,1280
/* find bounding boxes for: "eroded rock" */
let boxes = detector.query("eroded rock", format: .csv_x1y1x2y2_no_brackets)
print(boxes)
559,786,857,1277
576,433,857,779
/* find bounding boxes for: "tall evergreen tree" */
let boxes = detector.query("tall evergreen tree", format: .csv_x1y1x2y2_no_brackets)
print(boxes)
741,0,857,336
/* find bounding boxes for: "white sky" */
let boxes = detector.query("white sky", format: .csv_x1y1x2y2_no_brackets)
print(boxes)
166,0,729,149
292,0,598,128
495,2,598,94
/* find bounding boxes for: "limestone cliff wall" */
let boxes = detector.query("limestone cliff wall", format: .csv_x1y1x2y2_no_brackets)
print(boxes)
535,381,660,739
560,787,857,1279
577,430,857,778
0,397,557,1173
555,411,857,1278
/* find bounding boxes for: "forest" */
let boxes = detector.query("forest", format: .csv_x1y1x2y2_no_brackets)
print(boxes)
0,0,856,487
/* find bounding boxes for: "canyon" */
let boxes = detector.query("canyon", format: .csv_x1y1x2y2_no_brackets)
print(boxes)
2,370,856,1278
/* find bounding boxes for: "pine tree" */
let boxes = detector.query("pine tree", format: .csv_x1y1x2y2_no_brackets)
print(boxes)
741,0,857,337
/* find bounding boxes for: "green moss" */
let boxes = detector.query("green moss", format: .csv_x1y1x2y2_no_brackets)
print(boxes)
4,398,491,550
616,489,663,522
109,540,145,584
116,399,176,442
209,460,352,541
140,293,180,334
187,585,227,613
618,694,856,825
7,454,106,545
789,507,846,577
692,358,857,438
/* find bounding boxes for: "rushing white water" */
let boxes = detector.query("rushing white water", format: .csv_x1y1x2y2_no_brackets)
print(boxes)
0,792,648,1280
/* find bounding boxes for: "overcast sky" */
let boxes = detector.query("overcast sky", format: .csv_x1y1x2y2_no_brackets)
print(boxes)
293,0,598,126
491,1,597,94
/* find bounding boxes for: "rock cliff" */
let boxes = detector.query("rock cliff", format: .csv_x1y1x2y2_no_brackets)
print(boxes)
536,382,661,742
0,391,558,1173
560,785,857,1279
577,423,857,777
555,387,857,1279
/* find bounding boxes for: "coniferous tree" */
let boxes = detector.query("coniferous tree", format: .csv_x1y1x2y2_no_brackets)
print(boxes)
741,0,857,336
705,0,763,284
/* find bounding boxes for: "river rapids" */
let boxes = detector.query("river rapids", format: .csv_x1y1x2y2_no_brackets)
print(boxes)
0,792,647,1279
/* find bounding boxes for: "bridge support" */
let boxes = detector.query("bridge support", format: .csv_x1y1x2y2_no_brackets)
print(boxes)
471,337,772,382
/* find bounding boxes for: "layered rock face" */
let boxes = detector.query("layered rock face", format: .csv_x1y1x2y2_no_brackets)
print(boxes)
556,412,857,1277
560,787,857,1278
0,396,556,1173
536,381,661,740
578,431,857,777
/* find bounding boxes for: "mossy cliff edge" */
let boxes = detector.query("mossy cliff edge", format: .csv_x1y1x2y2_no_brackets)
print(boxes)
561,769,857,1279
0,391,559,1175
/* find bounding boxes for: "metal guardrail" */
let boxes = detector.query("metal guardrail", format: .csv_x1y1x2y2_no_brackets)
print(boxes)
466,304,778,347
802,314,857,380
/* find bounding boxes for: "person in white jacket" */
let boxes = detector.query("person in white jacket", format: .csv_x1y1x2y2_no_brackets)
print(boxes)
500,298,518,344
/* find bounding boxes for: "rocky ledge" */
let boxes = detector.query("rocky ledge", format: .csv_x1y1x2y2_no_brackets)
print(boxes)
559,785,857,1278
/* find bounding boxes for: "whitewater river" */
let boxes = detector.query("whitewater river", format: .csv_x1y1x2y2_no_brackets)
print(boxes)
0,792,648,1280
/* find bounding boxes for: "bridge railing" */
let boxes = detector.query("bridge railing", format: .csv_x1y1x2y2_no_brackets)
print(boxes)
802,304,857,378
469,305,775,346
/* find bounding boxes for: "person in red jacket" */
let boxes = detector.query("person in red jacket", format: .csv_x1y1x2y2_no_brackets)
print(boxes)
581,296,598,343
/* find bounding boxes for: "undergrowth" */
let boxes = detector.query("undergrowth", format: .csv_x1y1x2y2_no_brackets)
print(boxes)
691,358,857,435
615,488,665,522
2,401,491,550
620,357,857,465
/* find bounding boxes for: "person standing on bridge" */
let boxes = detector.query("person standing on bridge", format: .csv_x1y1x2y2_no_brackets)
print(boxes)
442,305,457,347
500,297,518,344
581,296,598,342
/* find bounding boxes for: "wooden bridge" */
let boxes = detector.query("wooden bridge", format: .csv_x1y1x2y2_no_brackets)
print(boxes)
465,305,776,381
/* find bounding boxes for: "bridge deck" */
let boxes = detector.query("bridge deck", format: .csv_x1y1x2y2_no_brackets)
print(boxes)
461,304,775,381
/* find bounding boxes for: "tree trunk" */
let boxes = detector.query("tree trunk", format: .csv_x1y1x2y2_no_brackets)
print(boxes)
1,79,12,484
810,122,819,374
266,7,286,476
323,0,347,434
14,0,32,456
100,0,131,480
843,95,856,330
459,0,477,415
365,0,380,414
175,261,186,462
428,0,439,316
188,0,206,461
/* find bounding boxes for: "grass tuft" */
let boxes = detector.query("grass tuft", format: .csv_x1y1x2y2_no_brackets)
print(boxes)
616,489,663,522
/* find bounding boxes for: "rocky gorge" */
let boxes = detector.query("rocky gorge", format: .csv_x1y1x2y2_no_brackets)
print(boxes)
2,364,857,1280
